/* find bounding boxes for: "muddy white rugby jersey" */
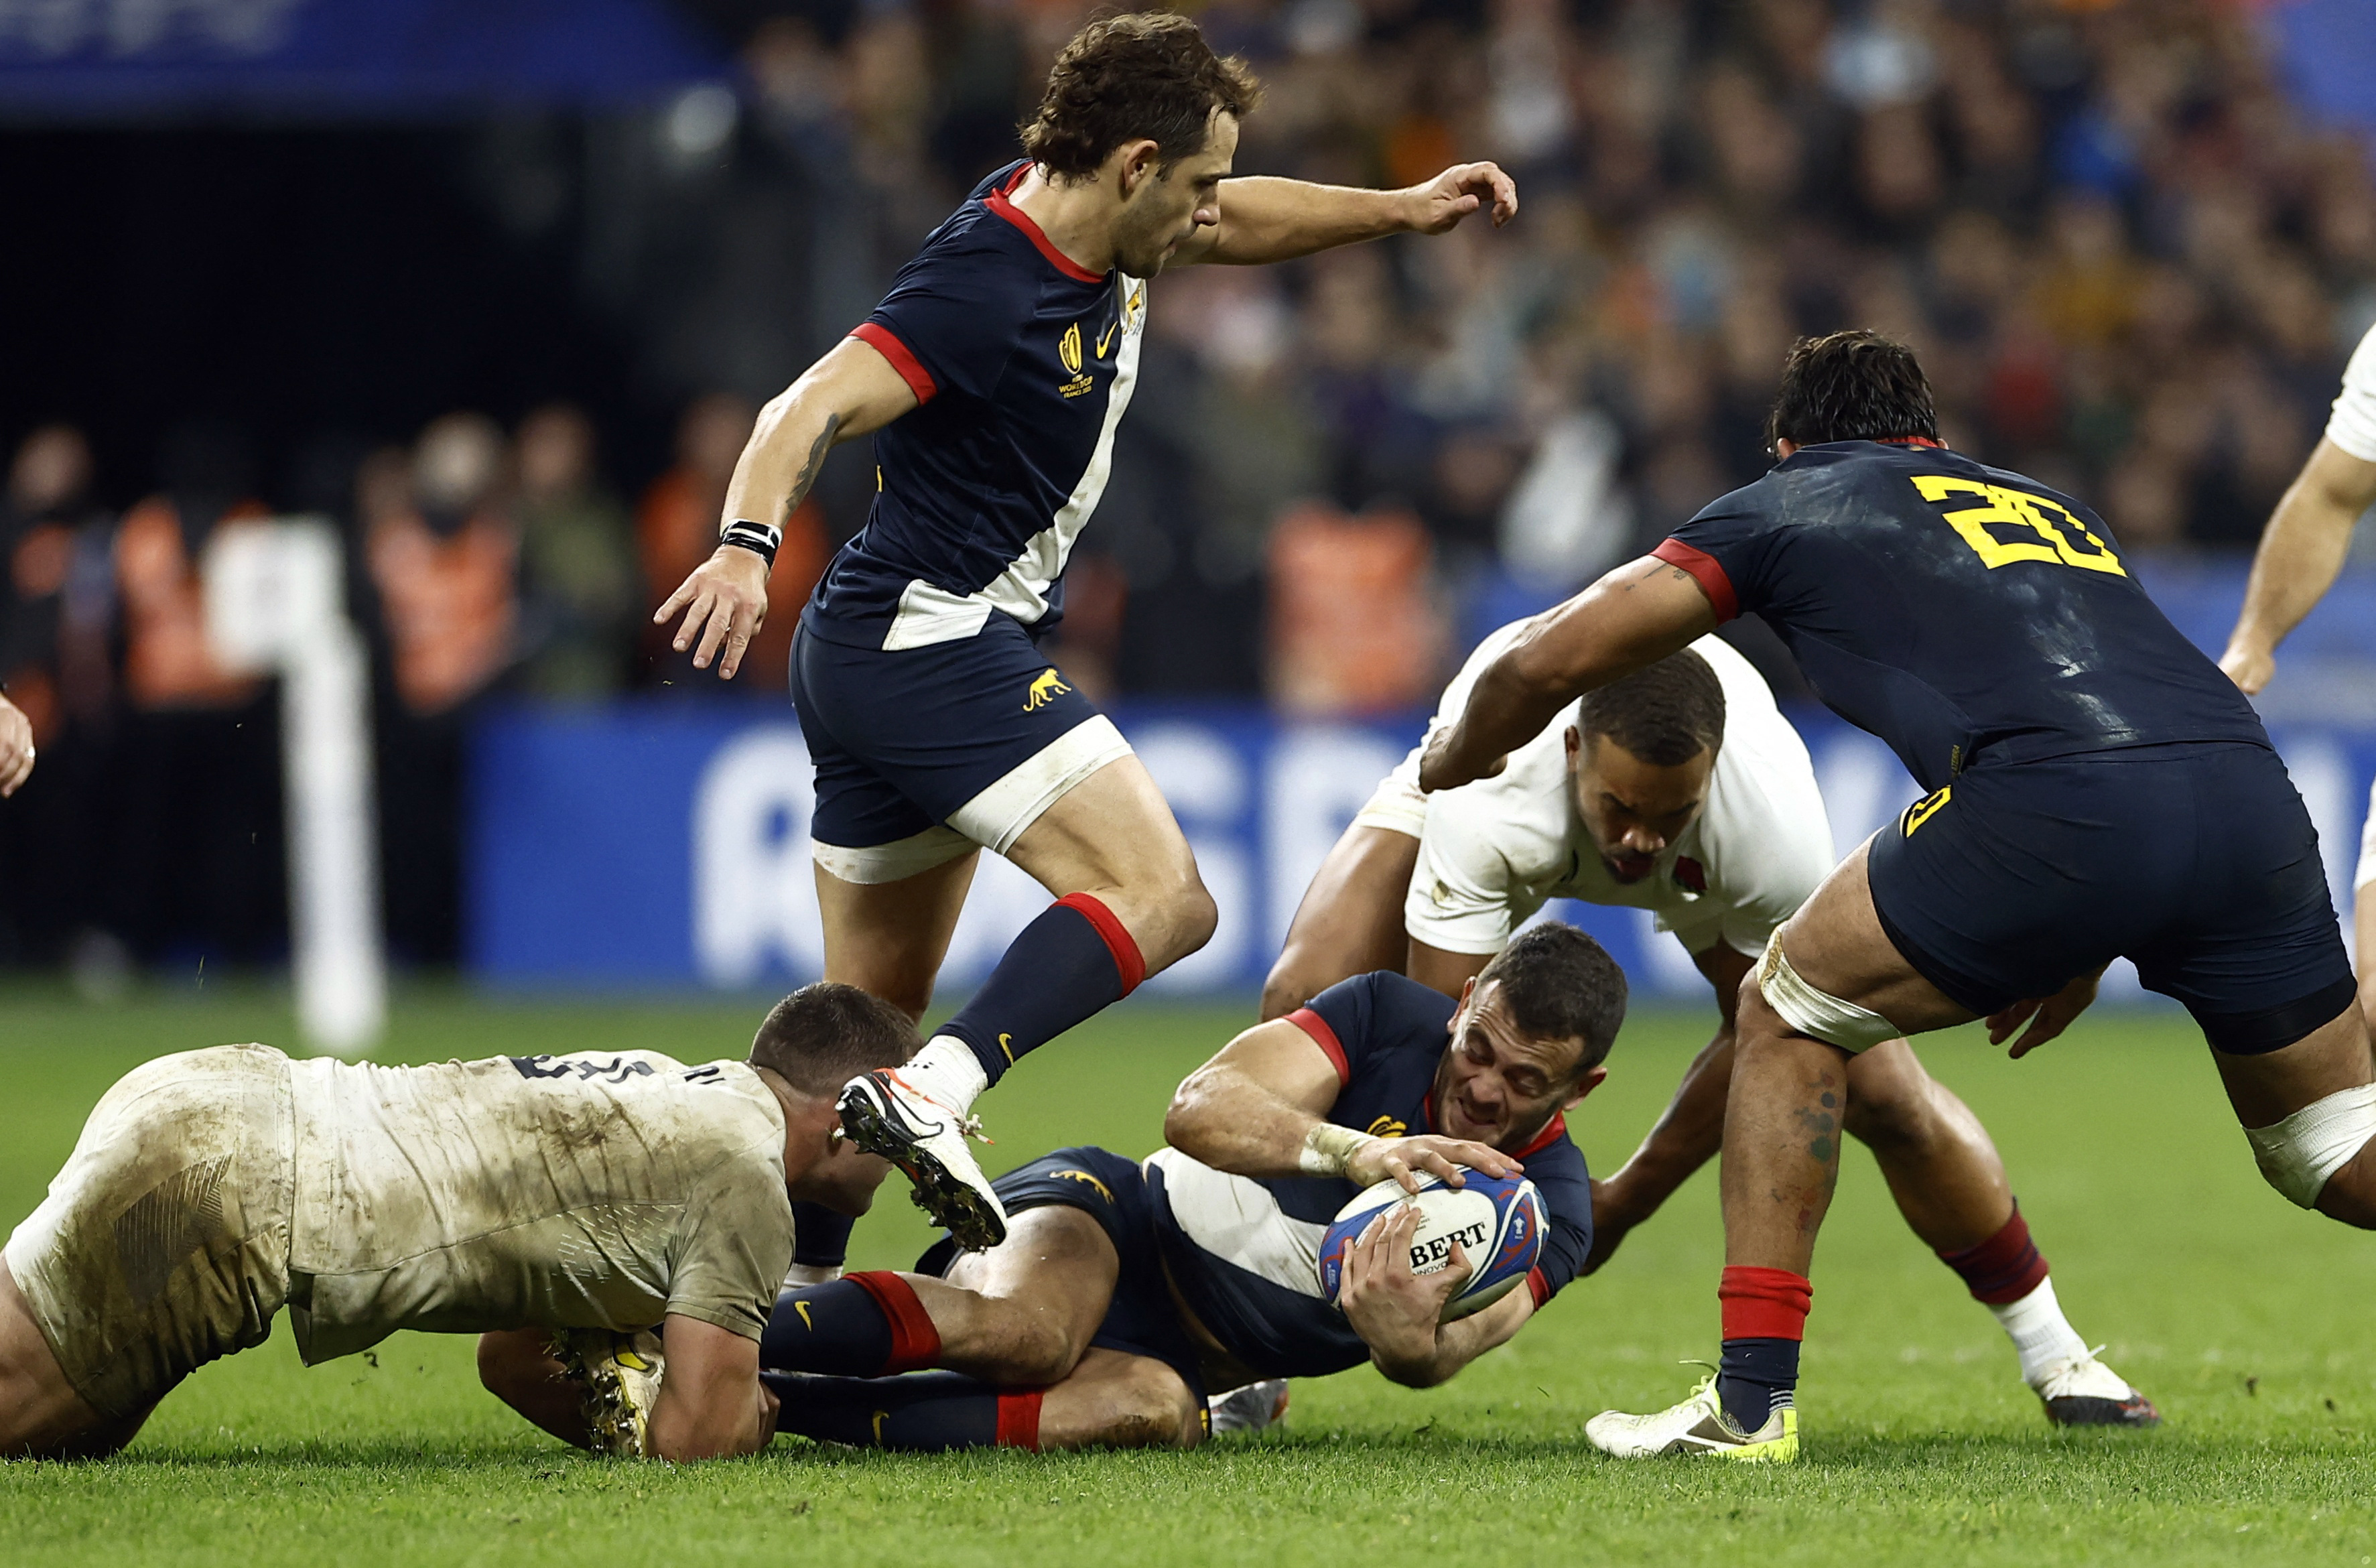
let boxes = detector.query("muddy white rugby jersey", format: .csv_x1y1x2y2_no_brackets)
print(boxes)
284,1050,791,1362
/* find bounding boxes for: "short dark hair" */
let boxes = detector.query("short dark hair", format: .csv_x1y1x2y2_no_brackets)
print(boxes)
748,982,918,1096
1475,923,1628,1075
1020,11,1262,180
1763,328,1939,452
1579,649,1726,767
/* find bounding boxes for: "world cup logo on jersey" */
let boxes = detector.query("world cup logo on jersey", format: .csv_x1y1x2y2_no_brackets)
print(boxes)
1058,322,1094,398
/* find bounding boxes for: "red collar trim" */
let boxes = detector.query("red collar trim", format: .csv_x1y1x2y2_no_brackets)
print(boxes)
984,165,1106,284
1875,436,1944,448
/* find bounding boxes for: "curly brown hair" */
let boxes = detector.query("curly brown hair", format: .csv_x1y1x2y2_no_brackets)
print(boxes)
1020,11,1262,180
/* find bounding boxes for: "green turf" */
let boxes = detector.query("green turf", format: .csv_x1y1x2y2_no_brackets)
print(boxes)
5,984,2376,1565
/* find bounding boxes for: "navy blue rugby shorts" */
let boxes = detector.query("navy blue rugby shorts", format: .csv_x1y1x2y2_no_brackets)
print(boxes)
791,612,1132,883
1866,740,2357,1055
916,1146,1207,1408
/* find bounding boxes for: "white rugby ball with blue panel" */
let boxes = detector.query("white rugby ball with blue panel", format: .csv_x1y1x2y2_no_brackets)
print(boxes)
1318,1168,1545,1321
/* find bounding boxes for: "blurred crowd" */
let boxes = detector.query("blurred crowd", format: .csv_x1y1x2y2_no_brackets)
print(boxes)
3,0,2374,970
724,0,2376,704
0,399,821,972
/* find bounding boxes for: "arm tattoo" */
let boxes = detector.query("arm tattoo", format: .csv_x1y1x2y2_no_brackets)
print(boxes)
781,413,840,524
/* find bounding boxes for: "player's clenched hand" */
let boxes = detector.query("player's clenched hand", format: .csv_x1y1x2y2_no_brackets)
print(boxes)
1338,1203,1466,1362
1989,968,2103,1059
1416,723,1506,793
1347,1134,1520,1195
655,545,771,679
2219,641,2275,696
0,694,34,798
1398,162,1518,234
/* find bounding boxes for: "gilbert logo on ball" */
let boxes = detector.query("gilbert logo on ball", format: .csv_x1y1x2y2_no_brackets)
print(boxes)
1319,1169,1545,1322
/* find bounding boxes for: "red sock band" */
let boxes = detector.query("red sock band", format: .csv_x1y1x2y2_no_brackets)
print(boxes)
846,1270,942,1374
995,1389,1044,1451
1055,893,1145,995
1937,1205,2050,1305
1719,1265,1812,1342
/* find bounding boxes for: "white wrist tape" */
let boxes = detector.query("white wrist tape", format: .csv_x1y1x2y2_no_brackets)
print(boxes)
1299,1122,1379,1177
2245,1083,2376,1207
1756,933,1904,1055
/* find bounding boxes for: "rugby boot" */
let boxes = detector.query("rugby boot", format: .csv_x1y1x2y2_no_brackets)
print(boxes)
838,1069,1009,1250
2035,1350,2160,1427
555,1327,665,1457
1208,1379,1291,1437
1585,1372,1800,1462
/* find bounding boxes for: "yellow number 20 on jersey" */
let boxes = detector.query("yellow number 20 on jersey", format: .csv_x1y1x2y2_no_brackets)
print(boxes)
1911,475,2127,578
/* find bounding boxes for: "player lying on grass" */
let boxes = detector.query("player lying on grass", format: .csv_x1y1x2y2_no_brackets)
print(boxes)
653,10,1522,1266
734,925,1616,1451
0,984,909,1463
1421,329,2376,1462
2221,316,2376,1035
1264,631,2152,1426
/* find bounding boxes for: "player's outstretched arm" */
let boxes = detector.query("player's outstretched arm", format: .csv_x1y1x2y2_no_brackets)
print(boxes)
2222,439,2376,694
1174,163,1516,267
1420,556,1715,793
653,336,919,679
0,694,34,797
645,1314,777,1461
1335,1209,1533,1387
1165,1019,1517,1189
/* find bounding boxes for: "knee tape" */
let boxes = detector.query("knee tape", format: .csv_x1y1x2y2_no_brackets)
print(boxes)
1756,934,1903,1055
2245,1084,2376,1208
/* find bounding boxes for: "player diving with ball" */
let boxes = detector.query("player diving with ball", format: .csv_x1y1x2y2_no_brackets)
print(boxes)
0,984,911,1461
737,925,1615,1453
1264,619,2154,1427
651,11,1524,1272
1422,329,2374,1462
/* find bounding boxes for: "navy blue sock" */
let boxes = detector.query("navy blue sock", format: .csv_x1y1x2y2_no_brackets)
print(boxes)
791,1203,855,1271
765,1371,1041,1451
936,895,1143,1088
1717,1337,1799,1433
760,1280,890,1375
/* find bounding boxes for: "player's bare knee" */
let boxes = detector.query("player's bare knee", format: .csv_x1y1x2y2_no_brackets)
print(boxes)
1841,1051,1935,1150
475,1329,549,1400
1101,1360,1200,1449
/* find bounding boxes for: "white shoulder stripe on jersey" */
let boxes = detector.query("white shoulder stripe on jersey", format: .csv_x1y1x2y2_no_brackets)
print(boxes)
1146,1146,1329,1300
882,275,1148,652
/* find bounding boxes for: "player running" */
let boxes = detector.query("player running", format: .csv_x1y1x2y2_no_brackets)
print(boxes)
1422,330,2373,1462
1265,631,2154,1425
651,12,1520,1256
747,925,1613,1452
0,984,909,1461
2220,318,2376,1033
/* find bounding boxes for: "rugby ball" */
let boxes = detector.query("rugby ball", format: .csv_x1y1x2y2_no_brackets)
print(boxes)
1318,1169,1544,1322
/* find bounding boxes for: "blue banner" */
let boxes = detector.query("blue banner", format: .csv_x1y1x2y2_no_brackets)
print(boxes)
469,698,2376,1002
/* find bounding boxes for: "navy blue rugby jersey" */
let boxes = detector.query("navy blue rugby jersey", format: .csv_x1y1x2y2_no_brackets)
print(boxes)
1654,440,2269,791
1144,972,1592,1381
805,161,1148,652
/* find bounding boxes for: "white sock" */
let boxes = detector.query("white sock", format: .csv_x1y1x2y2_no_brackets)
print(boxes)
897,1034,990,1114
1987,1276,2091,1388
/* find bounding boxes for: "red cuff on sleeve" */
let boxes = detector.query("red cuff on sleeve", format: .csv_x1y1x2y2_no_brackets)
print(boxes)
1284,1006,1351,1086
1526,1266,1551,1309
1650,537,1739,623
850,322,937,405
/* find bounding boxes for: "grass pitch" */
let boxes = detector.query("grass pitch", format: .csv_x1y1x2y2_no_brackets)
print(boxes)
5,984,2376,1566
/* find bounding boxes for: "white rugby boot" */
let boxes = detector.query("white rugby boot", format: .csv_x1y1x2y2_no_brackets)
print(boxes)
555,1327,665,1458
1207,1379,1291,1437
837,1068,1008,1250
1585,1372,1800,1463
2034,1350,2160,1427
